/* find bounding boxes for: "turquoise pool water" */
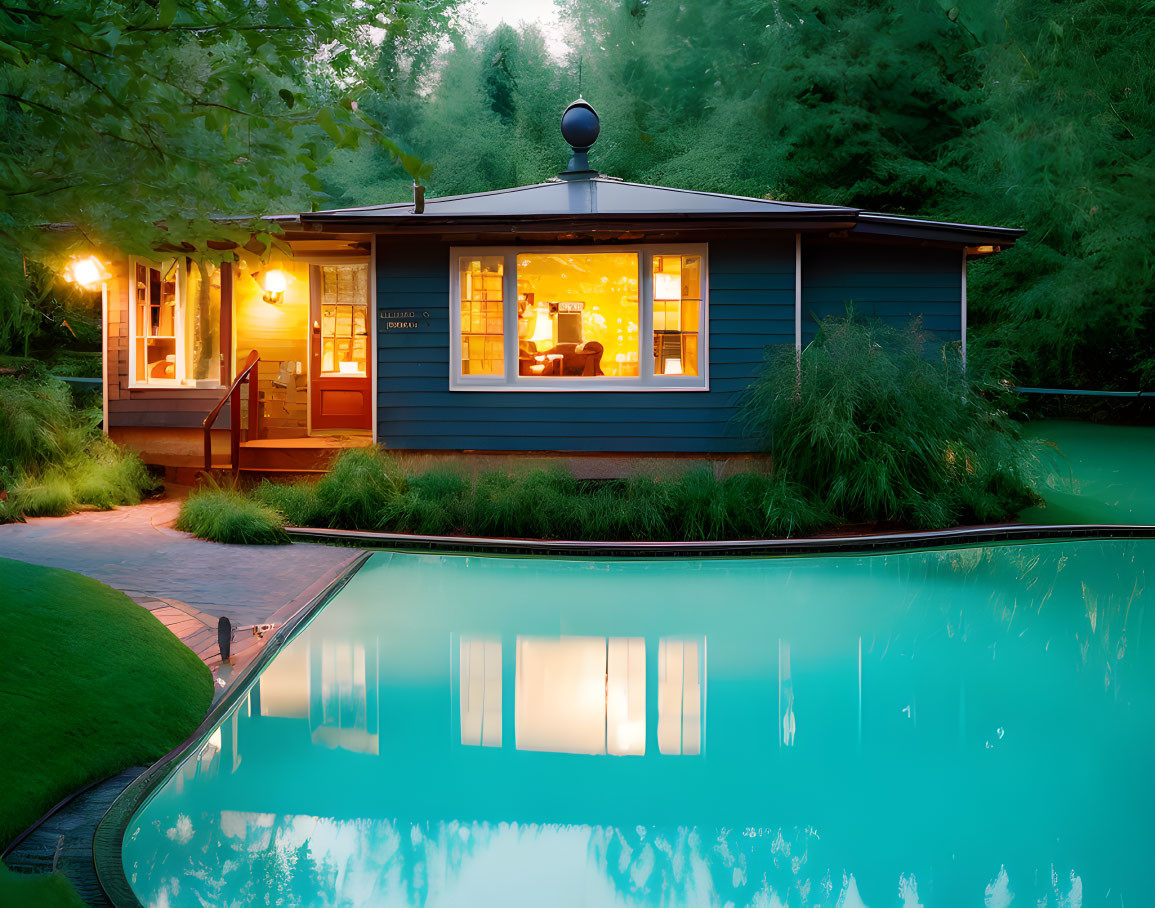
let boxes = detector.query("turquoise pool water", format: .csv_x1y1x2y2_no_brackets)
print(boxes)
122,545,1154,907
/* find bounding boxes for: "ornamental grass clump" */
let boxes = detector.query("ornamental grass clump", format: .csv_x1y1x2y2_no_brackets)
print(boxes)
740,316,1040,529
398,469,472,535
314,447,407,530
254,479,323,527
176,482,288,545
0,371,156,520
470,468,579,538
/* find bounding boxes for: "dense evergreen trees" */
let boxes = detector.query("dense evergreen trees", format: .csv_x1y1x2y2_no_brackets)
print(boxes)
323,0,1154,390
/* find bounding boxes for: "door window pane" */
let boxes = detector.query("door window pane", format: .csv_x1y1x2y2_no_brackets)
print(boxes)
319,265,369,375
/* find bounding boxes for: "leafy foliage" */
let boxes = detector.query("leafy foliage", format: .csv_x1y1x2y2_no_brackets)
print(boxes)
0,0,456,352
741,317,1040,528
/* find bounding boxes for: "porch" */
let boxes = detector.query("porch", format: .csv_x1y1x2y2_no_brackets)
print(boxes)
104,232,376,479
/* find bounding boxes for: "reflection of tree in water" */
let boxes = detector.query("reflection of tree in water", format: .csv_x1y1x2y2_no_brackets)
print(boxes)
876,541,1148,704
132,811,861,906
595,823,834,906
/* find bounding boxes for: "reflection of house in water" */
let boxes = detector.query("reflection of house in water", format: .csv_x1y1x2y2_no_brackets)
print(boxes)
457,635,704,757
257,636,380,755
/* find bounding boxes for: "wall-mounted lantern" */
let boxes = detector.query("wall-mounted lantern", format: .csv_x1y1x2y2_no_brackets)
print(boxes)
65,255,110,289
255,268,287,304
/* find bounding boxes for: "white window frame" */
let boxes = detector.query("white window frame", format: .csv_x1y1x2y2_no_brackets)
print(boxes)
449,244,709,392
127,256,186,389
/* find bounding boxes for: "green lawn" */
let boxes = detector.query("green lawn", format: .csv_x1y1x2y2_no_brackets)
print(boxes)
0,557,212,885
1022,421,1155,525
0,862,85,907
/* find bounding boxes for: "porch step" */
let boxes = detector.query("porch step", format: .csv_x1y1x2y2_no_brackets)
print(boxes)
238,435,373,472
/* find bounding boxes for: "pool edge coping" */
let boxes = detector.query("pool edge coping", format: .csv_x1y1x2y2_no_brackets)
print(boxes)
91,551,374,908
284,522,1155,557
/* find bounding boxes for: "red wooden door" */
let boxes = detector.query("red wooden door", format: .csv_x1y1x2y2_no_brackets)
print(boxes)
310,263,372,431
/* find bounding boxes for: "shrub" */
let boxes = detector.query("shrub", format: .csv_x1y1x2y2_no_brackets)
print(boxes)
70,438,155,510
176,484,288,545
740,316,1040,528
0,373,83,475
314,447,406,530
0,495,23,526
398,469,472,535
232,459,832,544
470,468,578,538
254,479,323,527
0,372,155,519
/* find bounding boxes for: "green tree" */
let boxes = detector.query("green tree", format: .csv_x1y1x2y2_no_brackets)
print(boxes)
945,0,1155,390
0,0,452,352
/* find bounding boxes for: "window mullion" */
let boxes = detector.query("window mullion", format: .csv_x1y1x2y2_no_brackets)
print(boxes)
640,249,653,385
504,251,517,386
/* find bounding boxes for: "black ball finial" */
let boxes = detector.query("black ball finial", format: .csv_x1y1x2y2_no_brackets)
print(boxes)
561,99,600,152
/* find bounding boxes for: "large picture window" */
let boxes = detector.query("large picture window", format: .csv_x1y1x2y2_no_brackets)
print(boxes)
450,245,707,390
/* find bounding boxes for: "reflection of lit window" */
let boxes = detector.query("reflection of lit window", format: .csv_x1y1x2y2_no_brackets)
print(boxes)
314,640,378,755
515,636,645,756
779,640,795,748
259,640,310,718
658,638,704,755
460,638,502,747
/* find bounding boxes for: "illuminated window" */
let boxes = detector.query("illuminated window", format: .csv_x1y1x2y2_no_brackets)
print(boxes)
459,256,505,375
515,636,645,756
652,255,701,378
319,265,369,376
130,257,224,388
130,258,180,386
657,637,704,755
450,245,706,390
516,252,639,379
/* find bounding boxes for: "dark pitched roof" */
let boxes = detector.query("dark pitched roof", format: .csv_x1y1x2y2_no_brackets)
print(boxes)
290,175,1024,245
302,177,857,220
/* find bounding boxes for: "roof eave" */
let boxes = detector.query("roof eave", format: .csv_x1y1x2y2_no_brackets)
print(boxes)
854,213,1025,245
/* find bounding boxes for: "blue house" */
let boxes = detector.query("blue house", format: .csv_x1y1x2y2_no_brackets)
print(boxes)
96,101,1021,475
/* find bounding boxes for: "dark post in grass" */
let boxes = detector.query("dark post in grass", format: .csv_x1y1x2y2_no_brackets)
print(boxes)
217,616,232,663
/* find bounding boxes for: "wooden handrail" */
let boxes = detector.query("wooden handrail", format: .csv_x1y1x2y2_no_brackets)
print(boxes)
203,349,261,473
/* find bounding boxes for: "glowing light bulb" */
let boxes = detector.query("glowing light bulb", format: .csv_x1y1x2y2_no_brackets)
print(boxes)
262,269,287,303
69,256,106,288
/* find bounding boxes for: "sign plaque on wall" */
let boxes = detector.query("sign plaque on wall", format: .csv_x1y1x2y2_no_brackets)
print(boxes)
379,309,430,331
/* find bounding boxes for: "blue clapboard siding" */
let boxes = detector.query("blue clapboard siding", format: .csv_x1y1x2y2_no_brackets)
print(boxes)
375,238,795,453
800,241,963,346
